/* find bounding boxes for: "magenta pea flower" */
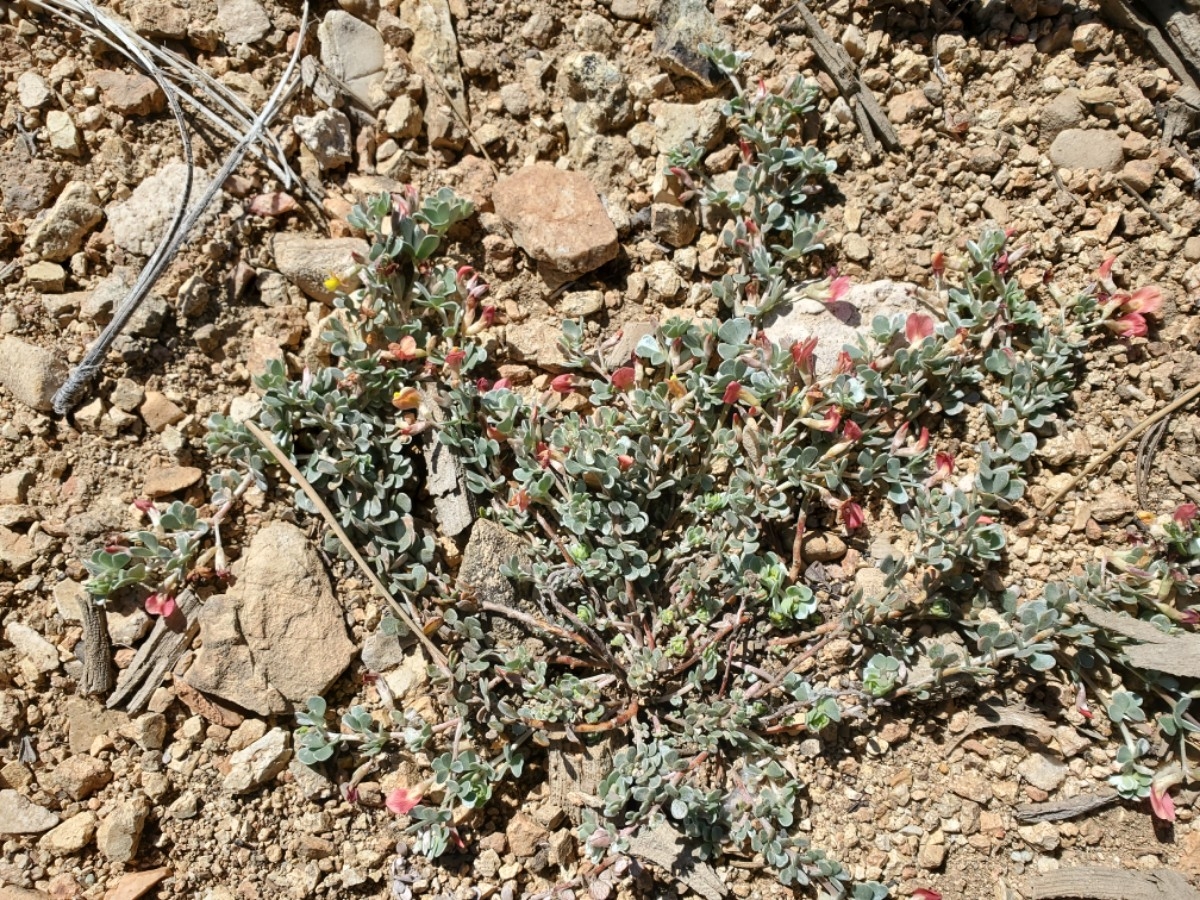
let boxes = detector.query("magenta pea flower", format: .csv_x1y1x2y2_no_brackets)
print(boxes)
145,593,176,618
905,313,935,345
841,501,865,532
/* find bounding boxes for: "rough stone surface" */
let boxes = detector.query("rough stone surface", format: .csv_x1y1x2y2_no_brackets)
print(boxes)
44,755,112,800
185,523,354,712
5,621,59,673
651,99,726,154
492,164,618,277
1048,128,1124,172
318,11,385,108
1017,752,1067,792
46,110,81,157
272,234,368,301
1091,487,1135,523
560,52,633,140
9,346,62,415
140,392,185,432
0,789,60,834
217,0,271,44
25,182,103,262
223,727,292,794
458,518,527,608
1040,89,1084,141
0,150,66,216
96,794,150,862
38,812,97,855
88,70,166,116
402,0,467,145
18,72,52,108
506,811,548,858
108,161,220,256
293,109,353,170
653,0,725,85
143,466,202,498
762,280,919,376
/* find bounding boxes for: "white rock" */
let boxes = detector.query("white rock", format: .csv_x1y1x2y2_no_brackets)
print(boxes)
0,789,60,835
46,110,81,156
223,727,292,794
25,181,103,262
293,109,353,170
216,0,271,44
0,336,67,411
318,11,385,108
18,72,52,108
107,160,220,256
4,621,59,674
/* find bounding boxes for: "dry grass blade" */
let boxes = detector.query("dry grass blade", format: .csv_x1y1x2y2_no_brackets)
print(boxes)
44,0,309,414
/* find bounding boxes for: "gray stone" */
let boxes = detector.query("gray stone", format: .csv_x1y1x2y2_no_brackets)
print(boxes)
288,758,335,801
652,99,726,154
44,755,111,799
560,290,605,318
46,111,81,157
1040,89,1084,141
223,727,292,794
402,0,467,144
1017,752,1067,793
650,203,697,248
217,0,271,44
361,630,407,672
184,595,287,716
1091,487,1135,523
0,470,34,505
25,182,103,262
0,150,66,216
4,621,58,674
458,519,526,608
0,525,37,574
762,280,919,376
108,161,220,256
560,52,633,141
293,109,353,170
18,72,52,108
653,0,727,85
318,11,385,108
383,95,423,139
1048,128,1124,173
0,789,59,835
272,234,368,301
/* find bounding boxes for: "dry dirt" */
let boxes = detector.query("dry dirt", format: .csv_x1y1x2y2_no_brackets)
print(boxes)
3,0,1200,898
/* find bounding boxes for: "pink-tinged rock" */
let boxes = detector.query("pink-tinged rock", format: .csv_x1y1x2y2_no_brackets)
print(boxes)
491,164,618,277
101,867,170,900
143,466,202,498
248,192,298,217
87,70,166,117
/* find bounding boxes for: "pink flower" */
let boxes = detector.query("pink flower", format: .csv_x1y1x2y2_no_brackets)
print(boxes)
617,454,634,471
1174,503,1198,526
389,336,422,361
611,367,636,391
790,337,818,376
722,382,743,405
145,593,176,618
508,489,531,513
931,252,946,278
1076,684,1093,720
842,420,863,441
912,891,943,900
1150,786,1176,823
905,313,935,345
550,374,575,394
386,785,424,816
841,501,865,532
827,275,851,305
1124,286,1162,316
833,351,854,375
1107,312,1148,338
817,408,842,433
1181,609,1200,626
133,498,155,513
493,378,513,391
444,348,465,369
913,426,930,453
1096,256,1116,281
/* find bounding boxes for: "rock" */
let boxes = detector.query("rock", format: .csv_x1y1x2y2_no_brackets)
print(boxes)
402,0,467,144
96,794,150,862
505,318,572,369
506,811,548,858
123,713,167,751
44,755,112,800
650,202,697,248
228,719,269,751
140,392,185,432
1017,752,1067,792
100,867,169,900
38,812,97,855
612,0,640,19
5,621,59,674
318,11,385,108
653,0,726,85
841,23,867,60
45,110,81,157
126,0,188,38
383,95,423,139
1121,158,1159,193
168,791,198,820
888,89,931,124
0,888,51,900
361,629,407,672
1017,820,1061,851
917,841,946,870
0,471,33,505
0,526,37,574
217,0,271,44
382,647,428,701
762,280,919,376
458,519,526,608
88,70,166,116
185,523,355,712
293,109,353,170
288,758,335,800
1072,21,1110,53
560,52,633,140
223,727,292,794
560,290,605,318
0,789,59,835
65,698,127,755
18,72,52,108
492,164,618,278
1040,89,1083,141
0,336,66,410
143,466,202,498
26,261,66,292
651,99,726,154
108,161,220,256
1048,128,1123,173
25,182,103,262
802,532,847,562
0,150,66,216
1091,487,1135,523
521,11,557,48
272,234,368,301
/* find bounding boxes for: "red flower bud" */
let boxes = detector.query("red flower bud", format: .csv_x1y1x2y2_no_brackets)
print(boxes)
611,367,636,391
550,374,574,394
617,454,634,471
841,501,865,532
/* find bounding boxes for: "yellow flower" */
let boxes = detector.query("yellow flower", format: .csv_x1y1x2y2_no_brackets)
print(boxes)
392,387,421,410
323,274,341,291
